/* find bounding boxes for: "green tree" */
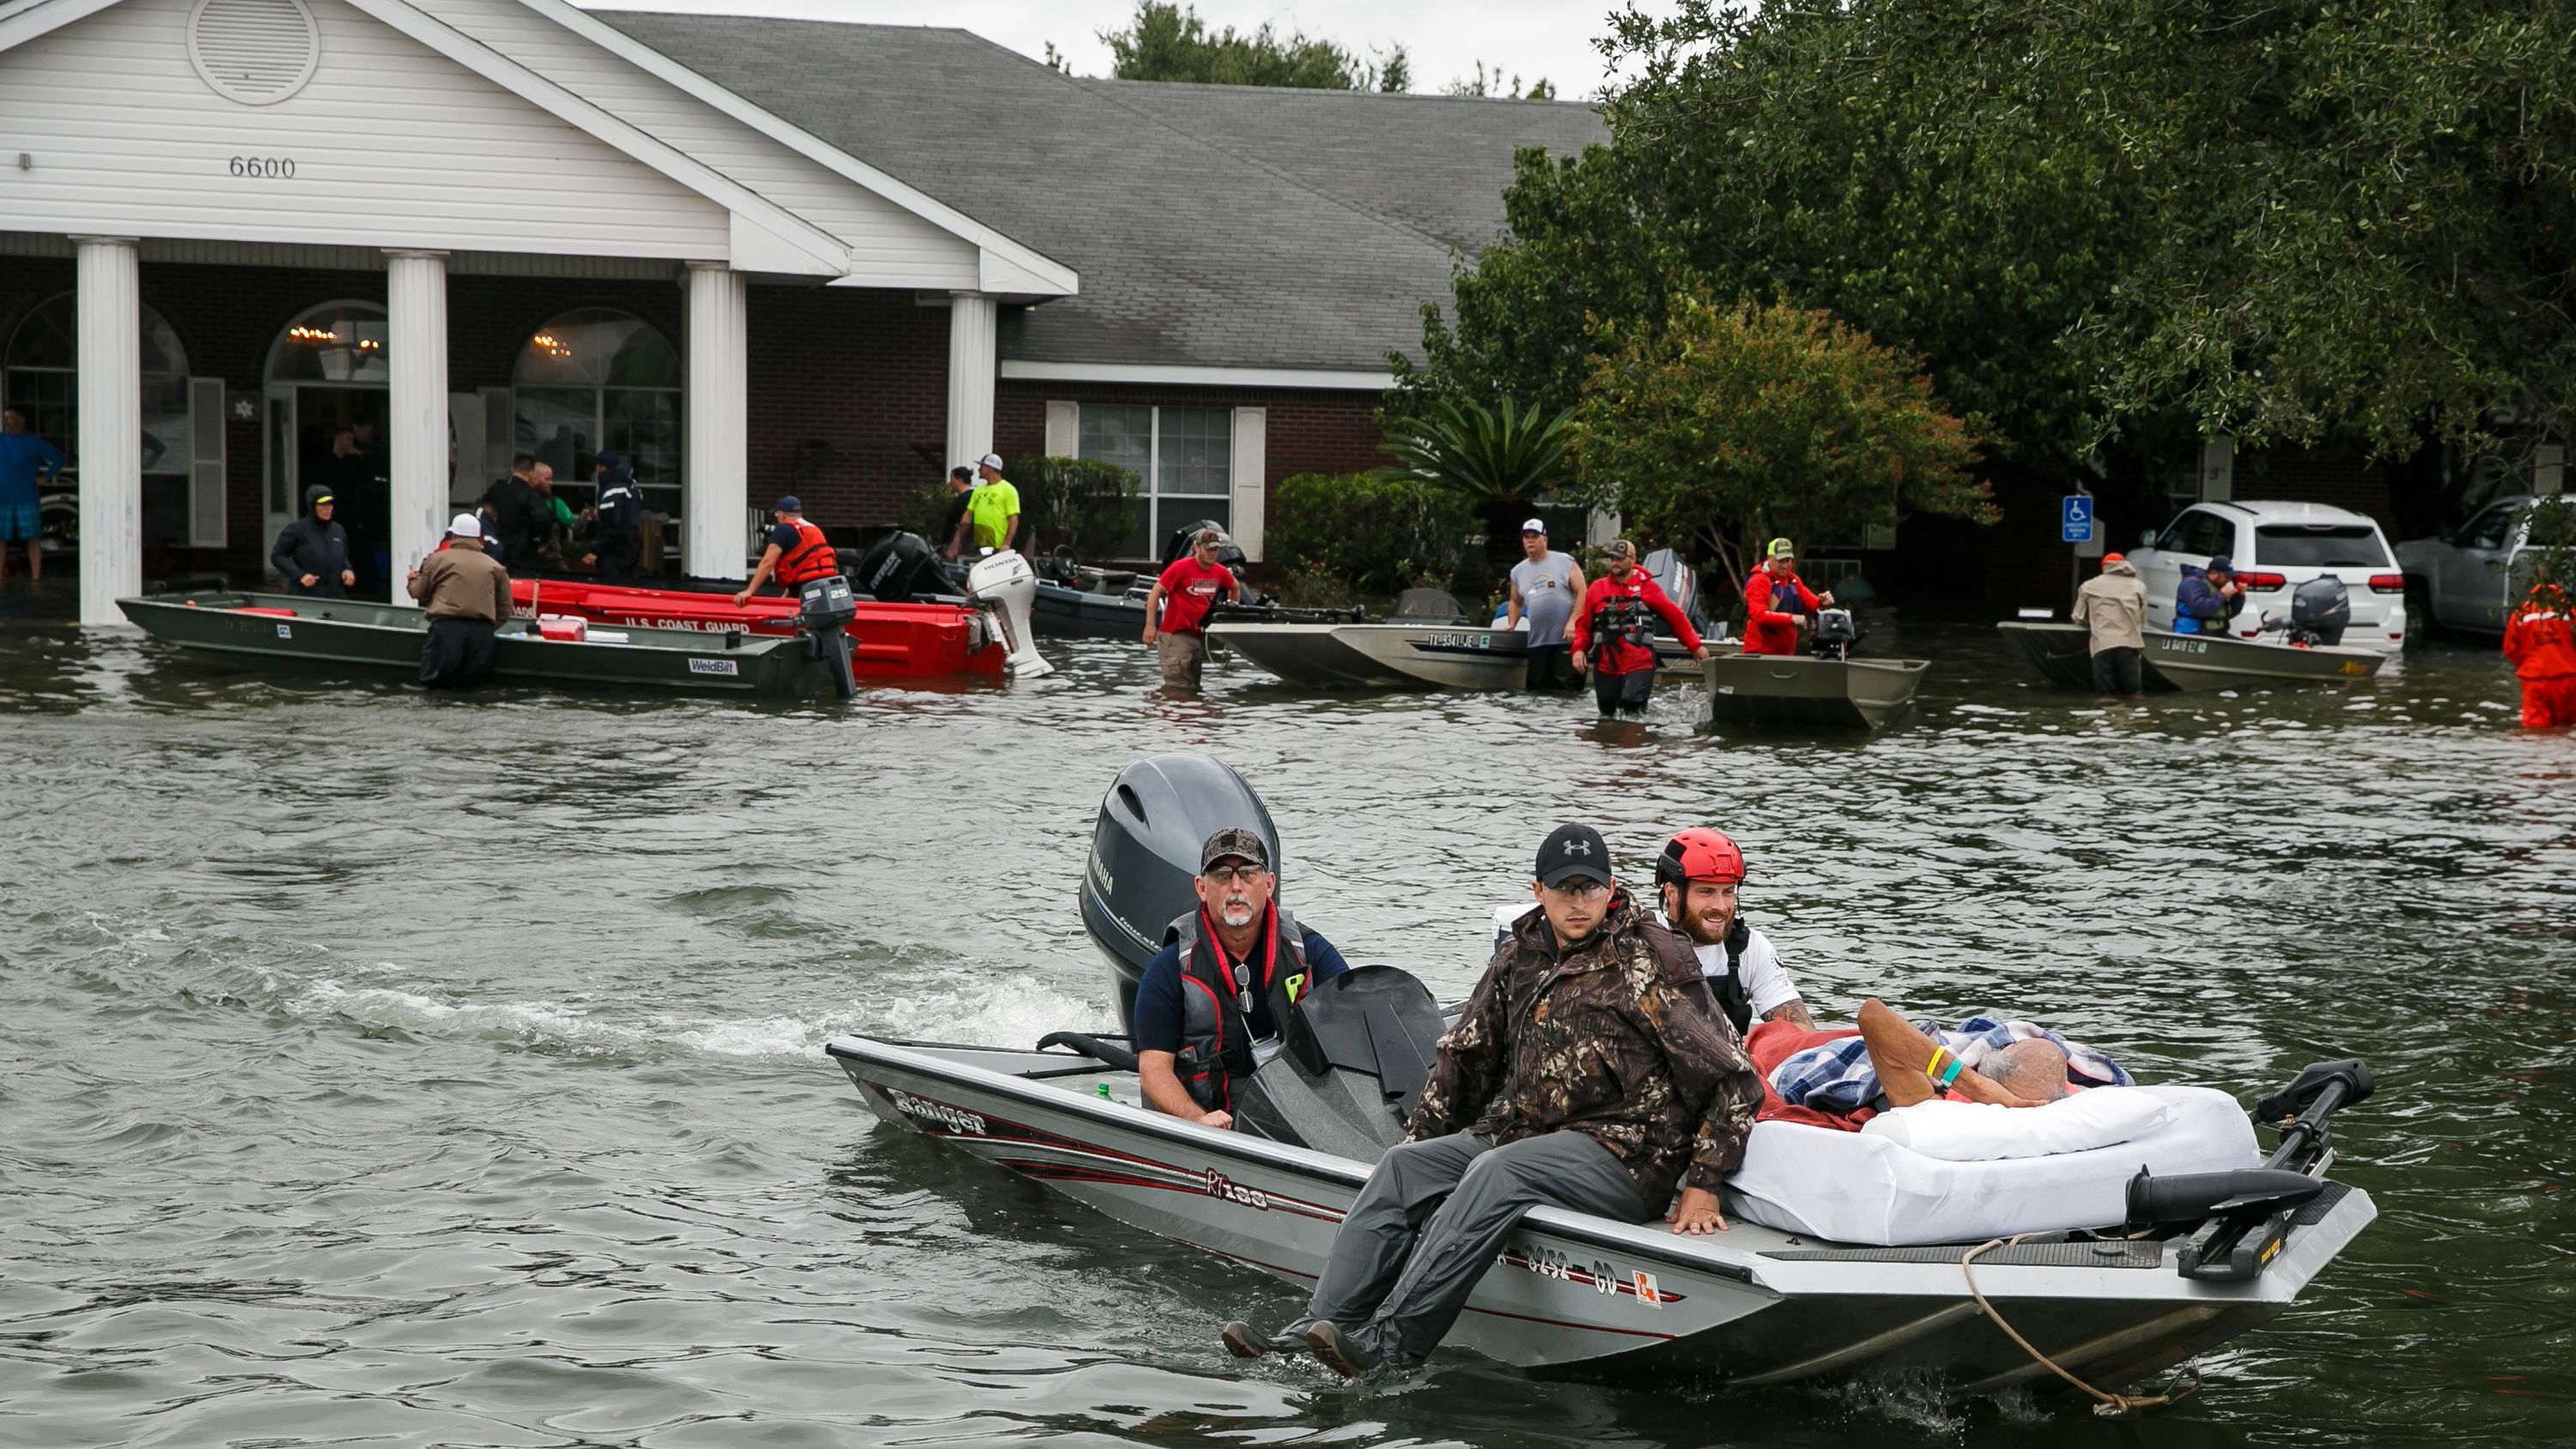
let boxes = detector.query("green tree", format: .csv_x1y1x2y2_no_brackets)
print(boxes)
1100,3,1409,91
1378,395,1575,582
1571,291,1993,600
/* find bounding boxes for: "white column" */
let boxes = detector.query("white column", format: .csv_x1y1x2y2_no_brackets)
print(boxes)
946,291,998,473
684,260,748,578
74,237,141,627
384,249,450,591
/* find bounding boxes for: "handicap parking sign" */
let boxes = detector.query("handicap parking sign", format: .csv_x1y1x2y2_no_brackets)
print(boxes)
2061,494,2095,543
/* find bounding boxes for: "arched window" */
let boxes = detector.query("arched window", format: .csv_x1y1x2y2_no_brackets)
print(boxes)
4,294,197,543
513,309,681,515
267,300,388,384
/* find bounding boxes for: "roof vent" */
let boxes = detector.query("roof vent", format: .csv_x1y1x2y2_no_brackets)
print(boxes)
187,0,320,106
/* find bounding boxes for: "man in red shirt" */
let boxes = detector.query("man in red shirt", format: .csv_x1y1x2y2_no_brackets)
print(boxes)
1741,537,1834,656
1141,527,1242,693
1566,539,1709,717
2504,579,2576,729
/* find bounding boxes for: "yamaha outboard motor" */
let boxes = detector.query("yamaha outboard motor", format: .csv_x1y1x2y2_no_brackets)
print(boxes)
795,573,860,700
2287,575,2352,646
849,530,955,603
963,549,1053,677
1162,518,1248,572
1810,606,1861,661
1081,755,1280,1029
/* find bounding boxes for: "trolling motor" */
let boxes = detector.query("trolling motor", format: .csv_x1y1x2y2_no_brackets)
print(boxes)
2124,1058,2373,1281
1809,606,1862,661
796,573,860,700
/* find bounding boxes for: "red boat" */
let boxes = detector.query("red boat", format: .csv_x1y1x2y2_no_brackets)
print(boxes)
509,578,1005,680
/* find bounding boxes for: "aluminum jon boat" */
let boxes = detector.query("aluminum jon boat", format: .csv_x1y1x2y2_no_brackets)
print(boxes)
1704,652,1929,730
1997,621,2382,693
1210,620,1725,692
119,591,832,694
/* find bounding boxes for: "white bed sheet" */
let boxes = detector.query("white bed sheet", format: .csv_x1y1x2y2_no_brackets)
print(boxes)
1722,1085,2260,1246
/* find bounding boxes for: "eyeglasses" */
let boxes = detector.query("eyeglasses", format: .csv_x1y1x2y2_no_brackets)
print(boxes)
1204,864,1270,885
1546,879,1611,900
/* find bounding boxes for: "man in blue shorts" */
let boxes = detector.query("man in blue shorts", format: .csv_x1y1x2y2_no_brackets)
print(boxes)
1132,828,1350,1128
0,407,66,582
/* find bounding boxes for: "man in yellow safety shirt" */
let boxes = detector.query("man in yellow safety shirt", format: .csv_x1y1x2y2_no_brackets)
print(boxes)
965,452,1021,552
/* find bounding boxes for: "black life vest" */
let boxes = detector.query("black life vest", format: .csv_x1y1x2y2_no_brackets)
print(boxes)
1700,918,1754,1036
1586,592,1656,663
1170,903,1312,1113
775,518,839,586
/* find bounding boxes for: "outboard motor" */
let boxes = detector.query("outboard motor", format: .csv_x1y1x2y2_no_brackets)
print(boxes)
963,549,1053,677
1809,606,1861,661
849,530,956,603
2286,575,2352,646
1080,755,1280,1029
795,573,860,700
1163,518,1248,573
1643,547,1708,634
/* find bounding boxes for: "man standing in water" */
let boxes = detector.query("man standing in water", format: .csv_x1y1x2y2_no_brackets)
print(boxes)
0,405,65,583
1504,518,1584,689
2503,579,2576,729
1140,527,1242,694
1566,540,1708,717
1222,823,1762,1378
2072,551,2149,702
407,513,511,689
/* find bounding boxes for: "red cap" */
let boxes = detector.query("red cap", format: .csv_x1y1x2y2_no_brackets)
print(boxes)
2101,551,2126,564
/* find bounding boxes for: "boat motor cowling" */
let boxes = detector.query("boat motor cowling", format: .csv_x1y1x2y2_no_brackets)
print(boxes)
850,530,954,603
795,574,860,700
1081,755,1280,1030
1810,607,1862,661
2288,576,2352,645
963,549,1053,677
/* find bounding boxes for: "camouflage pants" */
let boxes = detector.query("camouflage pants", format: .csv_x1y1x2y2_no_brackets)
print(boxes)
1304,1131,1648,1365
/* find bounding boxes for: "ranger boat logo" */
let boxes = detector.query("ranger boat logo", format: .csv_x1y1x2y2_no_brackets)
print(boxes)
881,1086,987,1137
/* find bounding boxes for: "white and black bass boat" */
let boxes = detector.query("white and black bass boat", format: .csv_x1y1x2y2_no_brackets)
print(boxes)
825,755,2379,1397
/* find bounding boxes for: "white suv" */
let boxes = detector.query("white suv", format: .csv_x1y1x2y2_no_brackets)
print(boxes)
2128,500,2408,653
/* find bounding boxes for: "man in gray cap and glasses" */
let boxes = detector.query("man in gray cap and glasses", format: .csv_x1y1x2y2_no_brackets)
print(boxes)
1222,822,1761,1378
1130,827,1351,1128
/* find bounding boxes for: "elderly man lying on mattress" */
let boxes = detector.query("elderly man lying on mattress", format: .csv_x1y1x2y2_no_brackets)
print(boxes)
1747,998,2134,1131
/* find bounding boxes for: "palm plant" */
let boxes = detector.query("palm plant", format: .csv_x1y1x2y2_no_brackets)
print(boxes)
1380,396,1577,588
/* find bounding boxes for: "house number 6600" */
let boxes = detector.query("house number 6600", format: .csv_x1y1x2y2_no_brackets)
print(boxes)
228,156,296,179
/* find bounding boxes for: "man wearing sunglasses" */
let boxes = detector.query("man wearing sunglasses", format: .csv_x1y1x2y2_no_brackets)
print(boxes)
1224,823,1762,1378
1133,828,1350,1128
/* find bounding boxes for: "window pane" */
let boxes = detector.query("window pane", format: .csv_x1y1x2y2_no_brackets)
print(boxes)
270,303,389,384
2253,524,2389,568
516,387,594,485
142,475,188,544
1156,407,1230,495
4,295,76,370
1079,403,1151,482
140,374,189,476
604,388,682,518
513,309,679,390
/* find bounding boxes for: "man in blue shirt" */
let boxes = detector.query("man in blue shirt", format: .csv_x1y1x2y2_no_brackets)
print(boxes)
2176,554,2247,634
1132,828,1350,1128
0,407,66,583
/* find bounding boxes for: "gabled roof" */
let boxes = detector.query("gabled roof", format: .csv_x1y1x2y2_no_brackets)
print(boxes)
596,12,1605,376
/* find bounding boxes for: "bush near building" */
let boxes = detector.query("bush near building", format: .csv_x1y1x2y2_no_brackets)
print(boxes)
1012,457,1142,561
1269,472,1473,596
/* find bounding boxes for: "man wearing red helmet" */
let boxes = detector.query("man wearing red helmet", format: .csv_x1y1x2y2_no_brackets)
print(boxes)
1654,828,1816,1034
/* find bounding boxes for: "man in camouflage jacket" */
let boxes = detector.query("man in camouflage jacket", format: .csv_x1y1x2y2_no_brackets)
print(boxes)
1221,823,1763,1379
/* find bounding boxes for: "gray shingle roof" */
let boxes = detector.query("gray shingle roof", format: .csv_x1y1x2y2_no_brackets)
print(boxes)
595,13,1605,373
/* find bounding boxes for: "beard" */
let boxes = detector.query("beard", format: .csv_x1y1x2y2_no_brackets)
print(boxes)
1676,897,1731,945
1218,898,1258,927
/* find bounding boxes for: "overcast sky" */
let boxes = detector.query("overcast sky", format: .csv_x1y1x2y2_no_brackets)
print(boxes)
585,1,1665,100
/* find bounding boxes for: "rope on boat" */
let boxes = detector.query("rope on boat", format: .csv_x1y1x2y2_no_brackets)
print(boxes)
1959,1235,2202,1417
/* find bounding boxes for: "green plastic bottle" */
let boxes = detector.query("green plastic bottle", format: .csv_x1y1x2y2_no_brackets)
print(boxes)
1096,1082,1113,1101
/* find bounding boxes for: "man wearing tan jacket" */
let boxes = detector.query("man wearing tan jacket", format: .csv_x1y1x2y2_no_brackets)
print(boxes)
408,513,512,689
2073,552,2149,701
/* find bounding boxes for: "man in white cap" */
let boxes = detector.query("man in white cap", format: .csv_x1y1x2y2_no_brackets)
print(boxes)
1504,517,1585,690
965,452,1020,553
406,512,511,688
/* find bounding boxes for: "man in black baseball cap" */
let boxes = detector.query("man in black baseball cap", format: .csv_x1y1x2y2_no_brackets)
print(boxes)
1226,821,1762,1379
1131,827,1352,1134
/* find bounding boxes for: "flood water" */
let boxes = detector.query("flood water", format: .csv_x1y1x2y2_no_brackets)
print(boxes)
2,583,2569,1448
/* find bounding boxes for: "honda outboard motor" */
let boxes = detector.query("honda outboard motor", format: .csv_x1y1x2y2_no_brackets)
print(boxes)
1081,755,1280,1029
795,573,860,700
849,530,954,603
1230,966,1448,1157
2287,575,2352,646
1810,606,1861,661
963,549,1053,677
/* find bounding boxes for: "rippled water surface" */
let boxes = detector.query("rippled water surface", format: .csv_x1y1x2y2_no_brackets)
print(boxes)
2,584,2570,1448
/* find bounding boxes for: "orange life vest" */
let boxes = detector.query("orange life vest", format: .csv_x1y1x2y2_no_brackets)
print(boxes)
775,518,838,587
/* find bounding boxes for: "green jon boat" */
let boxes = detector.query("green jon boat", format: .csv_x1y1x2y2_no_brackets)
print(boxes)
1703,651,1929,730
1998,620,2383,693
118,591,832,695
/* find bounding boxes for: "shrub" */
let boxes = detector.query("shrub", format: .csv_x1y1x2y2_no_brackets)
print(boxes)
1009,456,1141,561
1271,472,1475,595
895,482,953,542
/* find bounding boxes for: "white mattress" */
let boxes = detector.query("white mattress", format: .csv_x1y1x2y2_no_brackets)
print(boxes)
1723,1085,2260,1246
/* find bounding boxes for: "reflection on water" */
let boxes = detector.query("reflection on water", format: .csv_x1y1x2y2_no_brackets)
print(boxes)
0,581,2568,1447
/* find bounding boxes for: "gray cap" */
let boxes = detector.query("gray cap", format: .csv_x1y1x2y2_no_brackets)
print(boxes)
1200,828,1270,873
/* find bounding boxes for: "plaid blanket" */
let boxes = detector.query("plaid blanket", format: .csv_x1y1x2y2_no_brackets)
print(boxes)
1768,1014,2133,1115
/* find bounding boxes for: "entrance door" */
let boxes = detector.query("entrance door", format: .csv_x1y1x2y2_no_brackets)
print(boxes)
264,385,392,598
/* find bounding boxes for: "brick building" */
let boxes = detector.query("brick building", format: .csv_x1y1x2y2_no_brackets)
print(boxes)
0,0,1601,623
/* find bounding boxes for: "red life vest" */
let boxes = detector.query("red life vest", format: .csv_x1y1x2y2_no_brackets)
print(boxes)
775,518,838,587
